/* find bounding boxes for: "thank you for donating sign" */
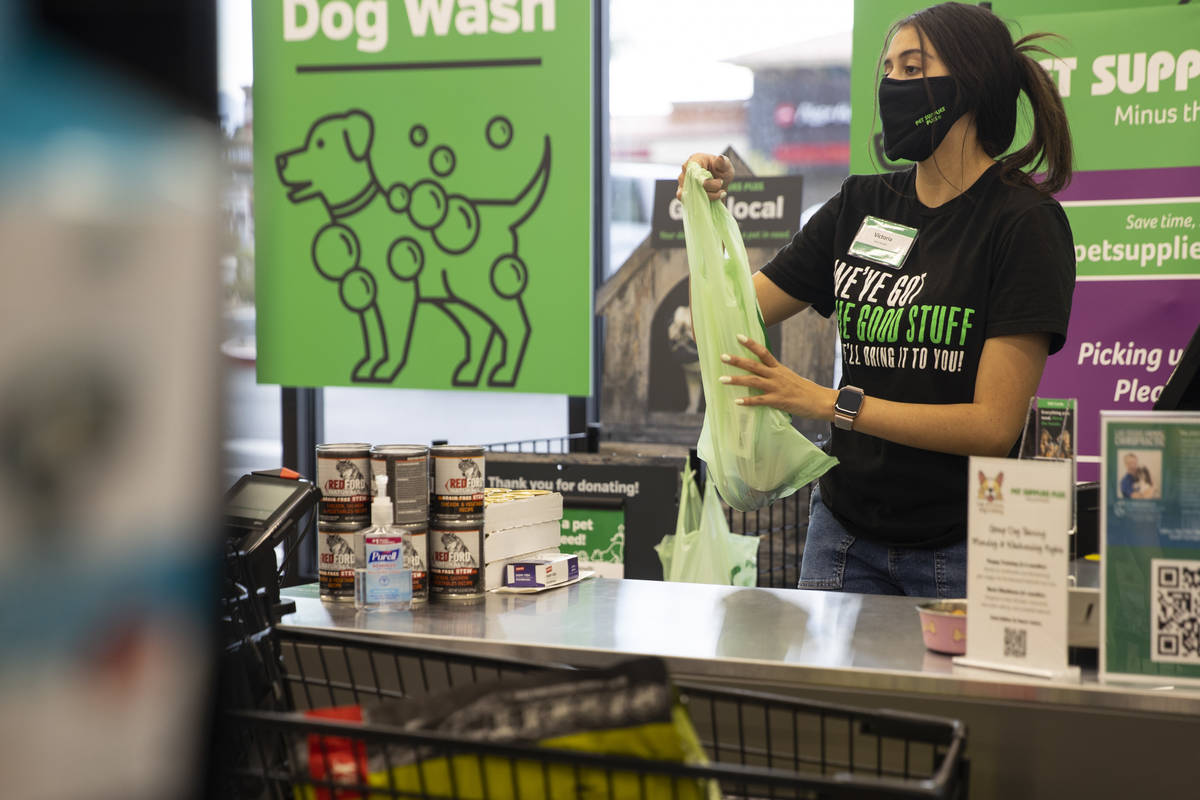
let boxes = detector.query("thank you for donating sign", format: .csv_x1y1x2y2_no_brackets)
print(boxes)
651,175,805,248
253,0,592,394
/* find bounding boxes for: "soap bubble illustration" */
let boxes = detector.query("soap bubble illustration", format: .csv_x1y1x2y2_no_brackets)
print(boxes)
486,116,514,150
433,196,480,255
311,223,360,281
410,124,428,147
409,180,449,230
387,237,424,281
430,145,456,177
385,183,410,213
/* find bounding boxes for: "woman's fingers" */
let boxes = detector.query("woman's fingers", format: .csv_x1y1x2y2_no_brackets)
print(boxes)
719,373,767,390
676,153,734,200
735,334,779,367
710,154,734,184
720,351,768,377
734,393,774,407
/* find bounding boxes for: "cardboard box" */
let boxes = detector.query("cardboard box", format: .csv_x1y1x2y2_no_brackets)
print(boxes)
484,489,563,533
485,519,561,563
505,552,579,589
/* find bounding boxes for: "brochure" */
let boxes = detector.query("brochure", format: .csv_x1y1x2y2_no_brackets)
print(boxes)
1101,411,1200,686
1019,398,1078,461
954,456,1078,681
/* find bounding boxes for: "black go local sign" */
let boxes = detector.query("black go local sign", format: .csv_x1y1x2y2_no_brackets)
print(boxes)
650,175,805,249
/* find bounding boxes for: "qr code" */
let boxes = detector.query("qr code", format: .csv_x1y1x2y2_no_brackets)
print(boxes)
1151,559,1200,663
1004,627,1027,659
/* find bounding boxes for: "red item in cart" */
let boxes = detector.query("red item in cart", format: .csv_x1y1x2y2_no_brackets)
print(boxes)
305,705,366,800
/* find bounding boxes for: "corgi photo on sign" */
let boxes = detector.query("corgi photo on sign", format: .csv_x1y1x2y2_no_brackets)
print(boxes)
977,471,1004,503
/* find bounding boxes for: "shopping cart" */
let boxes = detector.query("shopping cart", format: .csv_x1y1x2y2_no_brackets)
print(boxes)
214,551,968,799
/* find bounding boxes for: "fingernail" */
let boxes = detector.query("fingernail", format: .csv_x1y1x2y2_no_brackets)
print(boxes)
734,398,745,406
736,333,748,344
719,191,727,200
720,353,731,363
719,375,731,384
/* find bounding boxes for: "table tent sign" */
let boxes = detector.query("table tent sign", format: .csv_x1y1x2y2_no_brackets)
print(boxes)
253,0,593,394
956,456,1079,682
850,0,1200,482
1101,411,1200,687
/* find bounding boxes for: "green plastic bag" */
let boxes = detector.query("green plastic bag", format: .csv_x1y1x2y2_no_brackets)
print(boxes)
680,161,838,512
656,464,759,586
654,462,702,580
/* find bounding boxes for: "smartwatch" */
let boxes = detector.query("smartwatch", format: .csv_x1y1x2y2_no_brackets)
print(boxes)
833,386,865,431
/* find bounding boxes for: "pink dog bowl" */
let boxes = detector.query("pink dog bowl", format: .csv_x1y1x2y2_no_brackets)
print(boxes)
916,600,967,655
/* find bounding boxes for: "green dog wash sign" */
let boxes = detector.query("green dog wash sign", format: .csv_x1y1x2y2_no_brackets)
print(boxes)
253,1,592,394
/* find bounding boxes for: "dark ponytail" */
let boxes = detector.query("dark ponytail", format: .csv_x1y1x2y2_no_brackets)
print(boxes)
1005,33,1073,194
892,3,1074,194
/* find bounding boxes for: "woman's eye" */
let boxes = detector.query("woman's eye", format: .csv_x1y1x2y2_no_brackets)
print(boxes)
904,65,920,75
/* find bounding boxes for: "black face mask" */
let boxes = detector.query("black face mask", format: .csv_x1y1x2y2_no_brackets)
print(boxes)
878,76,965,163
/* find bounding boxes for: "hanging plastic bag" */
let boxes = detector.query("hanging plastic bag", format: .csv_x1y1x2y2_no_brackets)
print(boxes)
680,161,837,512
654,461,702,580
656,465,760,586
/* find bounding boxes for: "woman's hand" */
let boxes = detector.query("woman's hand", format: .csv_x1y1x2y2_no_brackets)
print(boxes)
719,334,837,419
677,153,734,200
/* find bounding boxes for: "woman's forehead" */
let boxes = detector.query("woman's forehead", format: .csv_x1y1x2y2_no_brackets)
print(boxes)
885,24,937,61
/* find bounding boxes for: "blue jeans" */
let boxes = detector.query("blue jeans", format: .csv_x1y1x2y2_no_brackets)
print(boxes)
798,485,966,598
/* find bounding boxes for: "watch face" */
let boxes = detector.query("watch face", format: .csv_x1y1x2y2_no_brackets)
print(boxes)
836,387,864,415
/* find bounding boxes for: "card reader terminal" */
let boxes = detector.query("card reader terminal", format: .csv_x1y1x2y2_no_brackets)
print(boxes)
224,469,321,556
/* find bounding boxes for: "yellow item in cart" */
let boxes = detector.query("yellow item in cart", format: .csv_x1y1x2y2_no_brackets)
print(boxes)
294,658,719,800
350,706,715,800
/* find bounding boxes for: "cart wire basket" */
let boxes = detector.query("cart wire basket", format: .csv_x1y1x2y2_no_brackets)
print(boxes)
215,624,967,800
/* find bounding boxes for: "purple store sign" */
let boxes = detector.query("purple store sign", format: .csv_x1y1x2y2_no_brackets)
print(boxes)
1038,277,1200,481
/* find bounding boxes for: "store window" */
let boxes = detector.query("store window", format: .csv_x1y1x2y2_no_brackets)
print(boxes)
605,0,853,278
219,0,280,486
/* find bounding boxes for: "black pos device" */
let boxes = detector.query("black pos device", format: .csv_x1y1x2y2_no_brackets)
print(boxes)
223,469,321,624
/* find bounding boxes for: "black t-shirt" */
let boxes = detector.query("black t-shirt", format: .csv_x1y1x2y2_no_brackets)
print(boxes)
761,164,1075,547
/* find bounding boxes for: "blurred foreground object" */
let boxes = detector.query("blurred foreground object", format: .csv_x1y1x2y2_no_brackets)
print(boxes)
0,4,220,798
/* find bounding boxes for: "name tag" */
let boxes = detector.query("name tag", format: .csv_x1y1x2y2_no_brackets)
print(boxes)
848,215,917,269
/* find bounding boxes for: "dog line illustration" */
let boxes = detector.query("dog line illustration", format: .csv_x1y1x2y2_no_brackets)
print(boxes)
275,109,549,386
587,528,625,564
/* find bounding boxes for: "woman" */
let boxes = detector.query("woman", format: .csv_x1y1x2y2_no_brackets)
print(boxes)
678,2,1075,597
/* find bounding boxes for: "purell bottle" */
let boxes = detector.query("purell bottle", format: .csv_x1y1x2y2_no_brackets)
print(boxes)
355,475,413,611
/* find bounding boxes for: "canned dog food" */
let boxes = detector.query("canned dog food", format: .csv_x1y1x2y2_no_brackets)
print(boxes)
431,445,485,517
316,443,371,525
371,444,430,526
430,516,484,600
400,522,429,603
319,521,363,603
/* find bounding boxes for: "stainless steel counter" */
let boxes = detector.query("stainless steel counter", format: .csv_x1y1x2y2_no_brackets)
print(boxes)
281,578,1200,798
280,576,1200,717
